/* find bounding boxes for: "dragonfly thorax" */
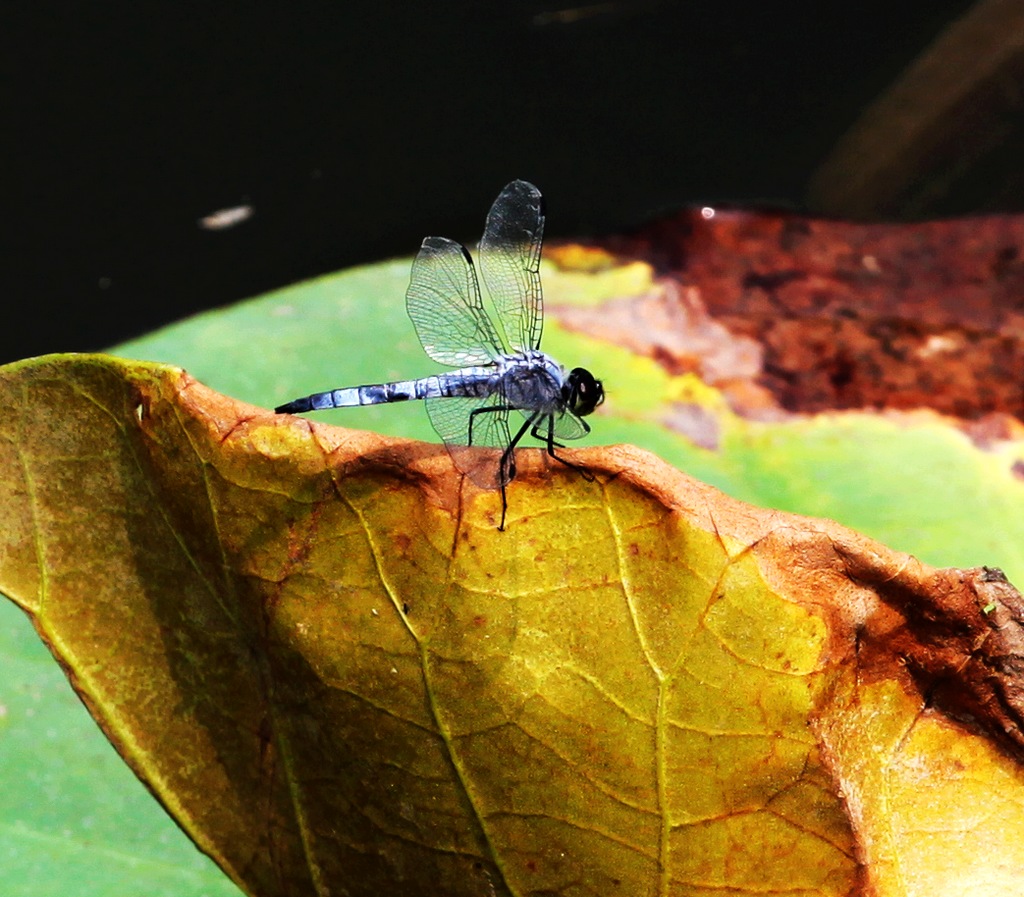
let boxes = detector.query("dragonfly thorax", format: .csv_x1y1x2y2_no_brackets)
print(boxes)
496,350,567,414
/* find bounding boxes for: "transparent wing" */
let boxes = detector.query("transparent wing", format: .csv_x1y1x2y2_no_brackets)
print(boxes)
479,180,545,353
550,408,590,441
425,393,512,489
406,236,505,367
518,405,589,442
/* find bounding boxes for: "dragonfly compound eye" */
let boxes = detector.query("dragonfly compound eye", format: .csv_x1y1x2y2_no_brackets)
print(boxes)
567,368,604,416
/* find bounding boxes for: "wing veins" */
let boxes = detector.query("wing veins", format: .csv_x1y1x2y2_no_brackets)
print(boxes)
406,236,505,366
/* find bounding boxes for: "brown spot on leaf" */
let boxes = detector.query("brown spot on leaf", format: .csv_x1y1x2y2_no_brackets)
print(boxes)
555,281,762,389
959,412,1024,449
661,402,720,450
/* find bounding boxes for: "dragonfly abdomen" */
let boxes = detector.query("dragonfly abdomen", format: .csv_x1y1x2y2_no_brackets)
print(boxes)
274,369,498,413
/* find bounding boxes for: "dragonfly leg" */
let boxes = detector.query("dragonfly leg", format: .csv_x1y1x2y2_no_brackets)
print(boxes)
530,416,591,447
530,420,565,448
541,415,595,482
467,404,516,447
496,414,537,531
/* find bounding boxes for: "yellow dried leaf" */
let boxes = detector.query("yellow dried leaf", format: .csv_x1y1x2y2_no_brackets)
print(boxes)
3,354,1024,896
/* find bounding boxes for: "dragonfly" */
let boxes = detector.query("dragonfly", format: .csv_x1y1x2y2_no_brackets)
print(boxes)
275,180,604,530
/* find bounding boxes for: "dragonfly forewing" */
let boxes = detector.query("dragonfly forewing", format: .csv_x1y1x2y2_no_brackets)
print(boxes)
479,180,545,353
406,236,504,366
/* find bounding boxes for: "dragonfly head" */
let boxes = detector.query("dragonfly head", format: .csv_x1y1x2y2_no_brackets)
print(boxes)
564,367,604,417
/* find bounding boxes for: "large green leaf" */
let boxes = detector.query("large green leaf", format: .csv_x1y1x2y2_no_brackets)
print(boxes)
0,599,241,897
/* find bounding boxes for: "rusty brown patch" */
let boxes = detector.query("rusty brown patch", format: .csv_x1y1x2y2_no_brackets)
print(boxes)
577,209,1024,423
